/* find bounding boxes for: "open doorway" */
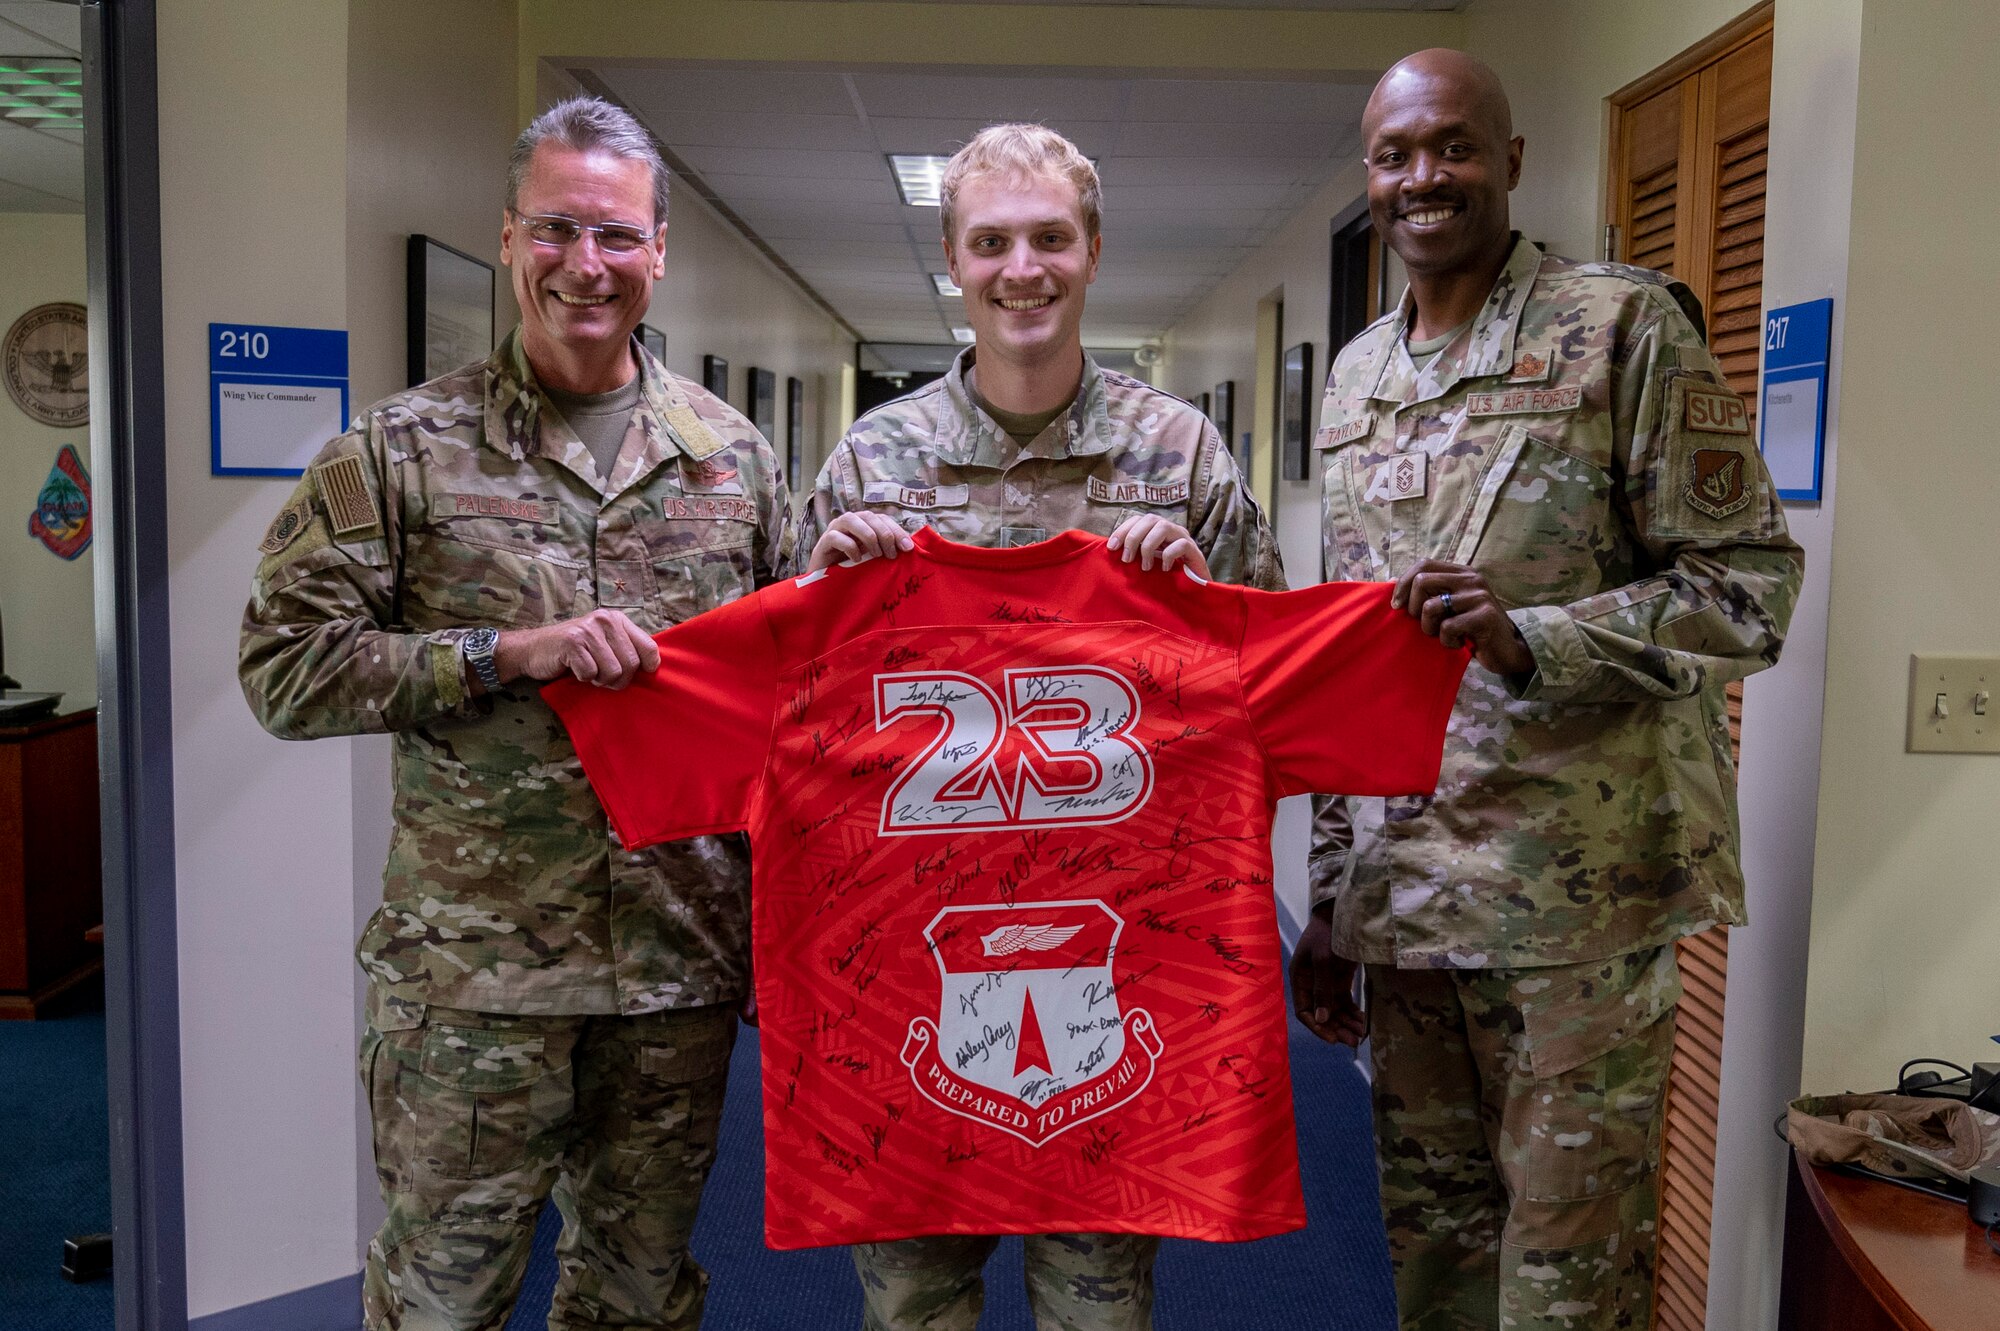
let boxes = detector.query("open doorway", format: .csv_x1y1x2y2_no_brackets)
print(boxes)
0,3,112,1325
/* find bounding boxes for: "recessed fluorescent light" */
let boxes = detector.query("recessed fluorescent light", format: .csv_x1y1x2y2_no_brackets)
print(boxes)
889,154,950,207
932,274,962,297
952,327,976,344
0,57,83,126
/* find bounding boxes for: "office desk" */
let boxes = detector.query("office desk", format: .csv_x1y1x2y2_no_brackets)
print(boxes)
1781,1148,2000,1331
0,707,101,1018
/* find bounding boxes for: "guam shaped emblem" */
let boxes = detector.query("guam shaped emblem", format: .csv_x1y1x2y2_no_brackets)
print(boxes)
29,444,92,560
900,900,1163,1147
4,302,89,428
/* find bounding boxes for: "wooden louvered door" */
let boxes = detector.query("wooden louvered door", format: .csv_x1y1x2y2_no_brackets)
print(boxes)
1607,7,1772,1330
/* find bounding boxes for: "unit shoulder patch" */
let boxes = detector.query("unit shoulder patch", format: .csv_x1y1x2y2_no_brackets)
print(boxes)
259,498,315,554
1685,448,1752,519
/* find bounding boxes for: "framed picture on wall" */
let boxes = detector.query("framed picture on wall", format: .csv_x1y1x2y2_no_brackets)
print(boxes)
1279,343,1314,482
405,235,494,387
703,354,728,399
785,375,805,490
1213,379,1237,467
1194,391,1210,419
638,324,666,363
747,367,777,445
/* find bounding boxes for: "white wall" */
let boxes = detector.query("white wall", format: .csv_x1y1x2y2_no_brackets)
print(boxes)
158,0,361,1317
1710,3,1856,1325
1803,0,2000,1094
0,211,92,705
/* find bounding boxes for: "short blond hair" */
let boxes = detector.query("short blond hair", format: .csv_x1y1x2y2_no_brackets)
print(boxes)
939,123,1102,241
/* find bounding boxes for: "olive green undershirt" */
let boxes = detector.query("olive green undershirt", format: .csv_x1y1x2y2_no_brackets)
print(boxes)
1406,318,1473,375
969,378,1078,449
545,373,643,481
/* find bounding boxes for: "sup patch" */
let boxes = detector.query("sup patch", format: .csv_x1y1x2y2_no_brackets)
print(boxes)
1680,379,1749,435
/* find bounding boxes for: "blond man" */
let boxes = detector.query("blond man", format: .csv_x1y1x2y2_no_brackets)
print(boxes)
791,124,1283,1330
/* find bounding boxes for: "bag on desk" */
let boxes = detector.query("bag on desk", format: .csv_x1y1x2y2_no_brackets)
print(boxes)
1786,1093,2000,1185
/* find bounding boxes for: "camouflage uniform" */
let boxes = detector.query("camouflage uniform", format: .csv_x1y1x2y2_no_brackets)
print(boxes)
240,330,789,1330
809,348,1282,1331
1309,237,1802,1329
792,347,1284,592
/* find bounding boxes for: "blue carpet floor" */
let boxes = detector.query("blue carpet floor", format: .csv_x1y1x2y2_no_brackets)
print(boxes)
508,1022,1395,1330
0,1004,115,1331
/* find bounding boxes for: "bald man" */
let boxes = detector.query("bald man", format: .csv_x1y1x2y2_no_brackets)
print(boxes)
1289,50,1801,1330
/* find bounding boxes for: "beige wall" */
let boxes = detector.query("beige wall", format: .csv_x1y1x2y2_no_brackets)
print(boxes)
1804,0,2000,1089
644,175,851,486
1463,0,1761,264
0,211,92,705
344,0,524,1256
1156,165,1369,932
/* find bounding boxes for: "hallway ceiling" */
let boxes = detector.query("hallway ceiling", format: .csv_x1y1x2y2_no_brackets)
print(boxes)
0,1,82,213
587,62,1373,351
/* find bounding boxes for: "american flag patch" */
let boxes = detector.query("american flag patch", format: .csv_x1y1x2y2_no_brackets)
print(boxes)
314,454,379,538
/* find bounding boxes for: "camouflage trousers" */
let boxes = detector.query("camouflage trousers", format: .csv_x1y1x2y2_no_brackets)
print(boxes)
851,1232,1160,1330
1363,947,1681,1331
358,986,735,1331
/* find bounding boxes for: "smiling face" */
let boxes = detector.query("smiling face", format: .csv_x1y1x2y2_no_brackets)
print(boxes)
944,171,1100,376
501,142,666,390
1362,55,1522,280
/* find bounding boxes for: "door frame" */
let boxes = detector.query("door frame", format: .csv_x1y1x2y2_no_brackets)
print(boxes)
81,1,190,1328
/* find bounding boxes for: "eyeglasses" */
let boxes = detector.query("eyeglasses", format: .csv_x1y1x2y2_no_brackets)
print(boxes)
510,210,662,254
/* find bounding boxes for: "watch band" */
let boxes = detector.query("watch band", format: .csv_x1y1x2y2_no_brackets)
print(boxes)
462,627,502,693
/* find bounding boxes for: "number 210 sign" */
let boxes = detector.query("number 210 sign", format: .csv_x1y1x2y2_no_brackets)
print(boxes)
1757,297,1832,503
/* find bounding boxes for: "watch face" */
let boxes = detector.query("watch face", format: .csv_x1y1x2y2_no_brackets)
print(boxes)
464,627,498,654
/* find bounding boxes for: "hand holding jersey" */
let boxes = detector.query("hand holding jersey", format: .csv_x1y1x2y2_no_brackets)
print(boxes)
808,508,1210,578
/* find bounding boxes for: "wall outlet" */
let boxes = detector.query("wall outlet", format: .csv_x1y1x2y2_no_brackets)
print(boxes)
1907,655,2000,753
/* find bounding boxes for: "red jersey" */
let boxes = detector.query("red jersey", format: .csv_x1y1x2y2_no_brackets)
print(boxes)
546,527,1466,1248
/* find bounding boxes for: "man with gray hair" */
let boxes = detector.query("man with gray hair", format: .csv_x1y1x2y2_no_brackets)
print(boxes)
240,95,789,1329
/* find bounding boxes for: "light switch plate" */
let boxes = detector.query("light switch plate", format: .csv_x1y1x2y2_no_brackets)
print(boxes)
1908,655,2000,753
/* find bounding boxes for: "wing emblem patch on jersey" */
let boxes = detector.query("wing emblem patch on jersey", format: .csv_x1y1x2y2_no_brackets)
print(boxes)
901,901,1163,1148
982,923,1084,956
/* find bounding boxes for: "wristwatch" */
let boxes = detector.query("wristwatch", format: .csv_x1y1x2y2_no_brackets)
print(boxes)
461,626,502,693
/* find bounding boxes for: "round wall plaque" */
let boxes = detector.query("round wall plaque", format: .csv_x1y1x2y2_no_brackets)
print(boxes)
4,301,89,428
